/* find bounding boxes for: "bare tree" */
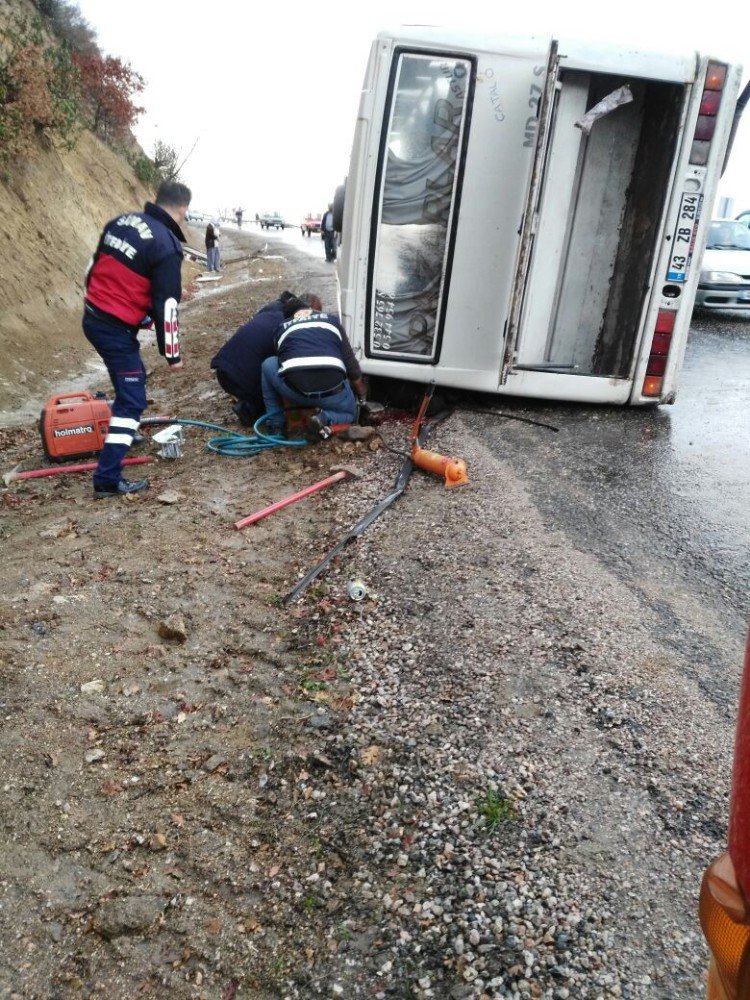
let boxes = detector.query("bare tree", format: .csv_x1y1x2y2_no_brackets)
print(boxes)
152,139,179,180
32,0,98,56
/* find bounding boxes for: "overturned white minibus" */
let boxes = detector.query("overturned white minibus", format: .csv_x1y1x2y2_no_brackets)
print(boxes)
335,29,744,404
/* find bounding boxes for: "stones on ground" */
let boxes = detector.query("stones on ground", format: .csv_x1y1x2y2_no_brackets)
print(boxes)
341,425,377,442
91,894,165,939
202,754,228,773
80,678,105,694
307,710,333,730
83,748,105,764
157,614,187,642
268,422,719,998
156,489,181,505
0,289,730,999
39,520,77,539
46,921,63,943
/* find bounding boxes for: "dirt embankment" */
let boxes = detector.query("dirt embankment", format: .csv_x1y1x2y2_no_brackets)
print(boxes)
0,131,153,411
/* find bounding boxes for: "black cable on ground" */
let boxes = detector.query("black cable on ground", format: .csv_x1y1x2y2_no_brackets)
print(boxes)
460,406,560,432
283,403,452,604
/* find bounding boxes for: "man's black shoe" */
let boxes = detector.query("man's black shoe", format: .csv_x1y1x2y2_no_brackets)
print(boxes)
93,478,149,498
306,413,333,442
232,400,255,427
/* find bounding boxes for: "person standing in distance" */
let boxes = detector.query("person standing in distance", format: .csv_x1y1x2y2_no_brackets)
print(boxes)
205,217,220,272
321,203,337,263
83,179,191,497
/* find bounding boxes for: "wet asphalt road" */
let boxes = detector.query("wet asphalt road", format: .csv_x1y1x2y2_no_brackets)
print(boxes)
464,309,749,711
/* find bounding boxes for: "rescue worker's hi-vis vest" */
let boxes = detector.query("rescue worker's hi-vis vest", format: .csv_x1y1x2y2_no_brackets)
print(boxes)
275,313,347,396
85,202,185,364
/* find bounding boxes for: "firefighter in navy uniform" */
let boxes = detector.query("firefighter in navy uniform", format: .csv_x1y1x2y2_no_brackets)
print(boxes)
260,302,367,440
82,180,191,497
210,292,314,426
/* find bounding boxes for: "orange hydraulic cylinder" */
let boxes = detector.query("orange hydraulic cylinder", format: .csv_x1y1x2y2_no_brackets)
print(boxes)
410,444,469,489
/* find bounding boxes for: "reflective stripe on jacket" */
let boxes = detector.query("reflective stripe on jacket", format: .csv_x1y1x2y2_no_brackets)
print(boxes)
275,314,348,395
85,202,185,360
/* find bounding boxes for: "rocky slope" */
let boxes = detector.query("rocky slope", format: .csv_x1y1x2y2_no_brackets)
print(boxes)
0,130,153,410
0,0,153,411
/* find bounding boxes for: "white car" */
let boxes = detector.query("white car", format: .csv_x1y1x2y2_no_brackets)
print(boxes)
695,219,750,310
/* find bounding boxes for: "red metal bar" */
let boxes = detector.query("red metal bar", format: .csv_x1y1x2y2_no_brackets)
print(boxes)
235,470,347,530
730,630,750,903
409,390,433,446
11,457,153,482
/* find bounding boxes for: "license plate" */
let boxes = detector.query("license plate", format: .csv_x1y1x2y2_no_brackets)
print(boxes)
666,192,703,282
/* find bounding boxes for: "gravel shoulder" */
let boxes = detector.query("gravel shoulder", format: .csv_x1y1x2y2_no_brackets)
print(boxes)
0,231,740,999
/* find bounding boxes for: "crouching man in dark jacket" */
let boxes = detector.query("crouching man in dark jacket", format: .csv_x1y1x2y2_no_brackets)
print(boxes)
82,179,191,497
260,302,366,440
210,291,316,426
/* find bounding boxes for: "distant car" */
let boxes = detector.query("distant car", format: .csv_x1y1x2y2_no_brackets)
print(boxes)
694,219,750,311
301,213,322,237
259,212,286,230
186,210,207,223
736,209,750,229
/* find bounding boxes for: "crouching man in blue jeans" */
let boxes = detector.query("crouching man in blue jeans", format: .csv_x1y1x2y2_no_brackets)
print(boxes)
261,299,367,440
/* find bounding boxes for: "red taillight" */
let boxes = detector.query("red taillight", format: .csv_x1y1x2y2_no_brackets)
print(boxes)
651,331,672,355
700,90,722,115
705,62,727,91
690,62,727,165
642,376,663,397
695,115,718,141
654,309,676,334
641,310,676,398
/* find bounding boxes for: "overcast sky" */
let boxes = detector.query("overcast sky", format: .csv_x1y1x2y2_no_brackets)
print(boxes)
75,0,749,221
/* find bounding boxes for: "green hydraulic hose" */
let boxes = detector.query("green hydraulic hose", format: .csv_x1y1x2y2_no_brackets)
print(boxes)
141,411,307,457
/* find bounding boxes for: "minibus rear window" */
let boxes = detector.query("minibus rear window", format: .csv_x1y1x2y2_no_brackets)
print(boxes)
368,52,472,362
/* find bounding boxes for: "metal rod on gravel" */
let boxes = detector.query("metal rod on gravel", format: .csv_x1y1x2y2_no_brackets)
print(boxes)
234,466,361,530
283,388,446,604
5,456,153,484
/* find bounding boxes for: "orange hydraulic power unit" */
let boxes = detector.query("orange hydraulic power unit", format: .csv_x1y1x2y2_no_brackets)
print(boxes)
39,391,112,462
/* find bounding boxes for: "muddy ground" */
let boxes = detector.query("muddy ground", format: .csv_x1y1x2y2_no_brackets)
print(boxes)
0,226,374,997
0,226,742,999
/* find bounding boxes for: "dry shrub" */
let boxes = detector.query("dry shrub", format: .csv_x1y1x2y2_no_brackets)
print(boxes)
0,44,57,157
